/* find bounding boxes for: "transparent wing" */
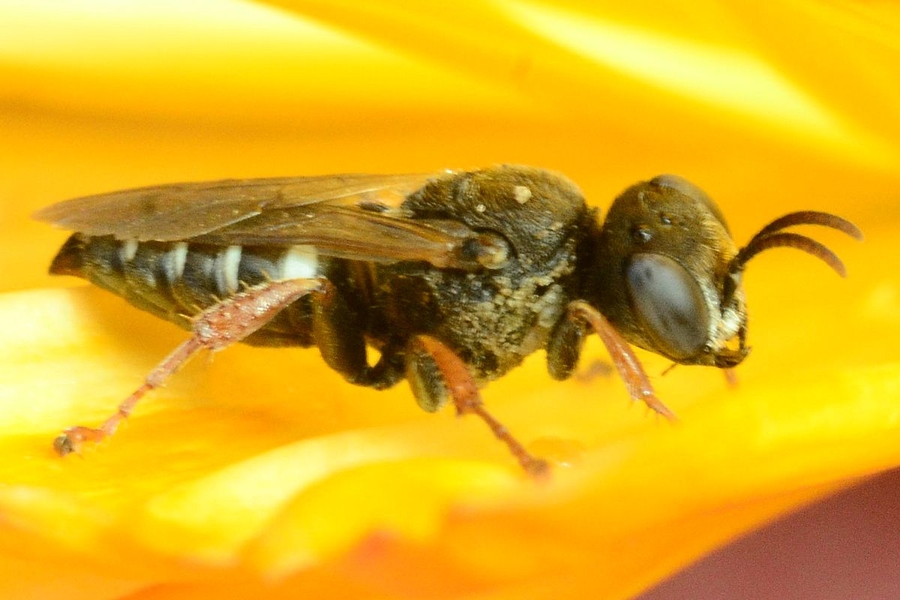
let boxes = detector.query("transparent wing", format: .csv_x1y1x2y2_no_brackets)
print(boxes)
35,172,483,267
35,173,435,240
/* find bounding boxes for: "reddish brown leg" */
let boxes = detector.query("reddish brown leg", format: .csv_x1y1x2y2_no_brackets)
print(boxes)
409,335,549,478
567,301,676,421
723,368,739,388
54,278,323,456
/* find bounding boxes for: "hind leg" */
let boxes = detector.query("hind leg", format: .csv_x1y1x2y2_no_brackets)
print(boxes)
54,278,324,455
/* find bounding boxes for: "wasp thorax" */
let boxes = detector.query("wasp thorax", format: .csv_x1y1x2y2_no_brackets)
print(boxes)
593,175,748,367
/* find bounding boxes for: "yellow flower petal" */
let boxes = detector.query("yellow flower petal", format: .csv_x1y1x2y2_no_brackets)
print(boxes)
2,1,899,599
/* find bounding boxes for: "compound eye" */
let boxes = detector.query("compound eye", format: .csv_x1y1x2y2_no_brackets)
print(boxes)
626,253,709,360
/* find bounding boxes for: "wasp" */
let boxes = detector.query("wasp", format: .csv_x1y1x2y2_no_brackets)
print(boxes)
36,166,862,475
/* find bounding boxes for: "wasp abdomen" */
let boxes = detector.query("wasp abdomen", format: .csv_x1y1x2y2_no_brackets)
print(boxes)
51,234,322,344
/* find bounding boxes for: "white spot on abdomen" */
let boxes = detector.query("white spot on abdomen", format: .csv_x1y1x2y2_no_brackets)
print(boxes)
220,245,242,294
167,242,188,280
120,239,138,262
278,245,318,280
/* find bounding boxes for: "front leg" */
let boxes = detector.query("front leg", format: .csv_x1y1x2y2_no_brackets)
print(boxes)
546,301,676,420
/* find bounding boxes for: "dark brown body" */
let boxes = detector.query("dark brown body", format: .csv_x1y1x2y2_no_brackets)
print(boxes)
50,167,595,386
39,165,859,471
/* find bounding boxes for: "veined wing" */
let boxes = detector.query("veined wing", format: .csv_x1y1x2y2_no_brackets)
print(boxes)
36,171,492,269
35,173,436,240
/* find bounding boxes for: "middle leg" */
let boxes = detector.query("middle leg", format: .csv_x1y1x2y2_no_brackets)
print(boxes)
405,334,548,478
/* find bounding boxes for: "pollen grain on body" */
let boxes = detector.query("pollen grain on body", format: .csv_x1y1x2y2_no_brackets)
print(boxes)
514,185,532,205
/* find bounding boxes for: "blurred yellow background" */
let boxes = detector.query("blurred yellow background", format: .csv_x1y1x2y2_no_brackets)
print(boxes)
1,2,899,599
